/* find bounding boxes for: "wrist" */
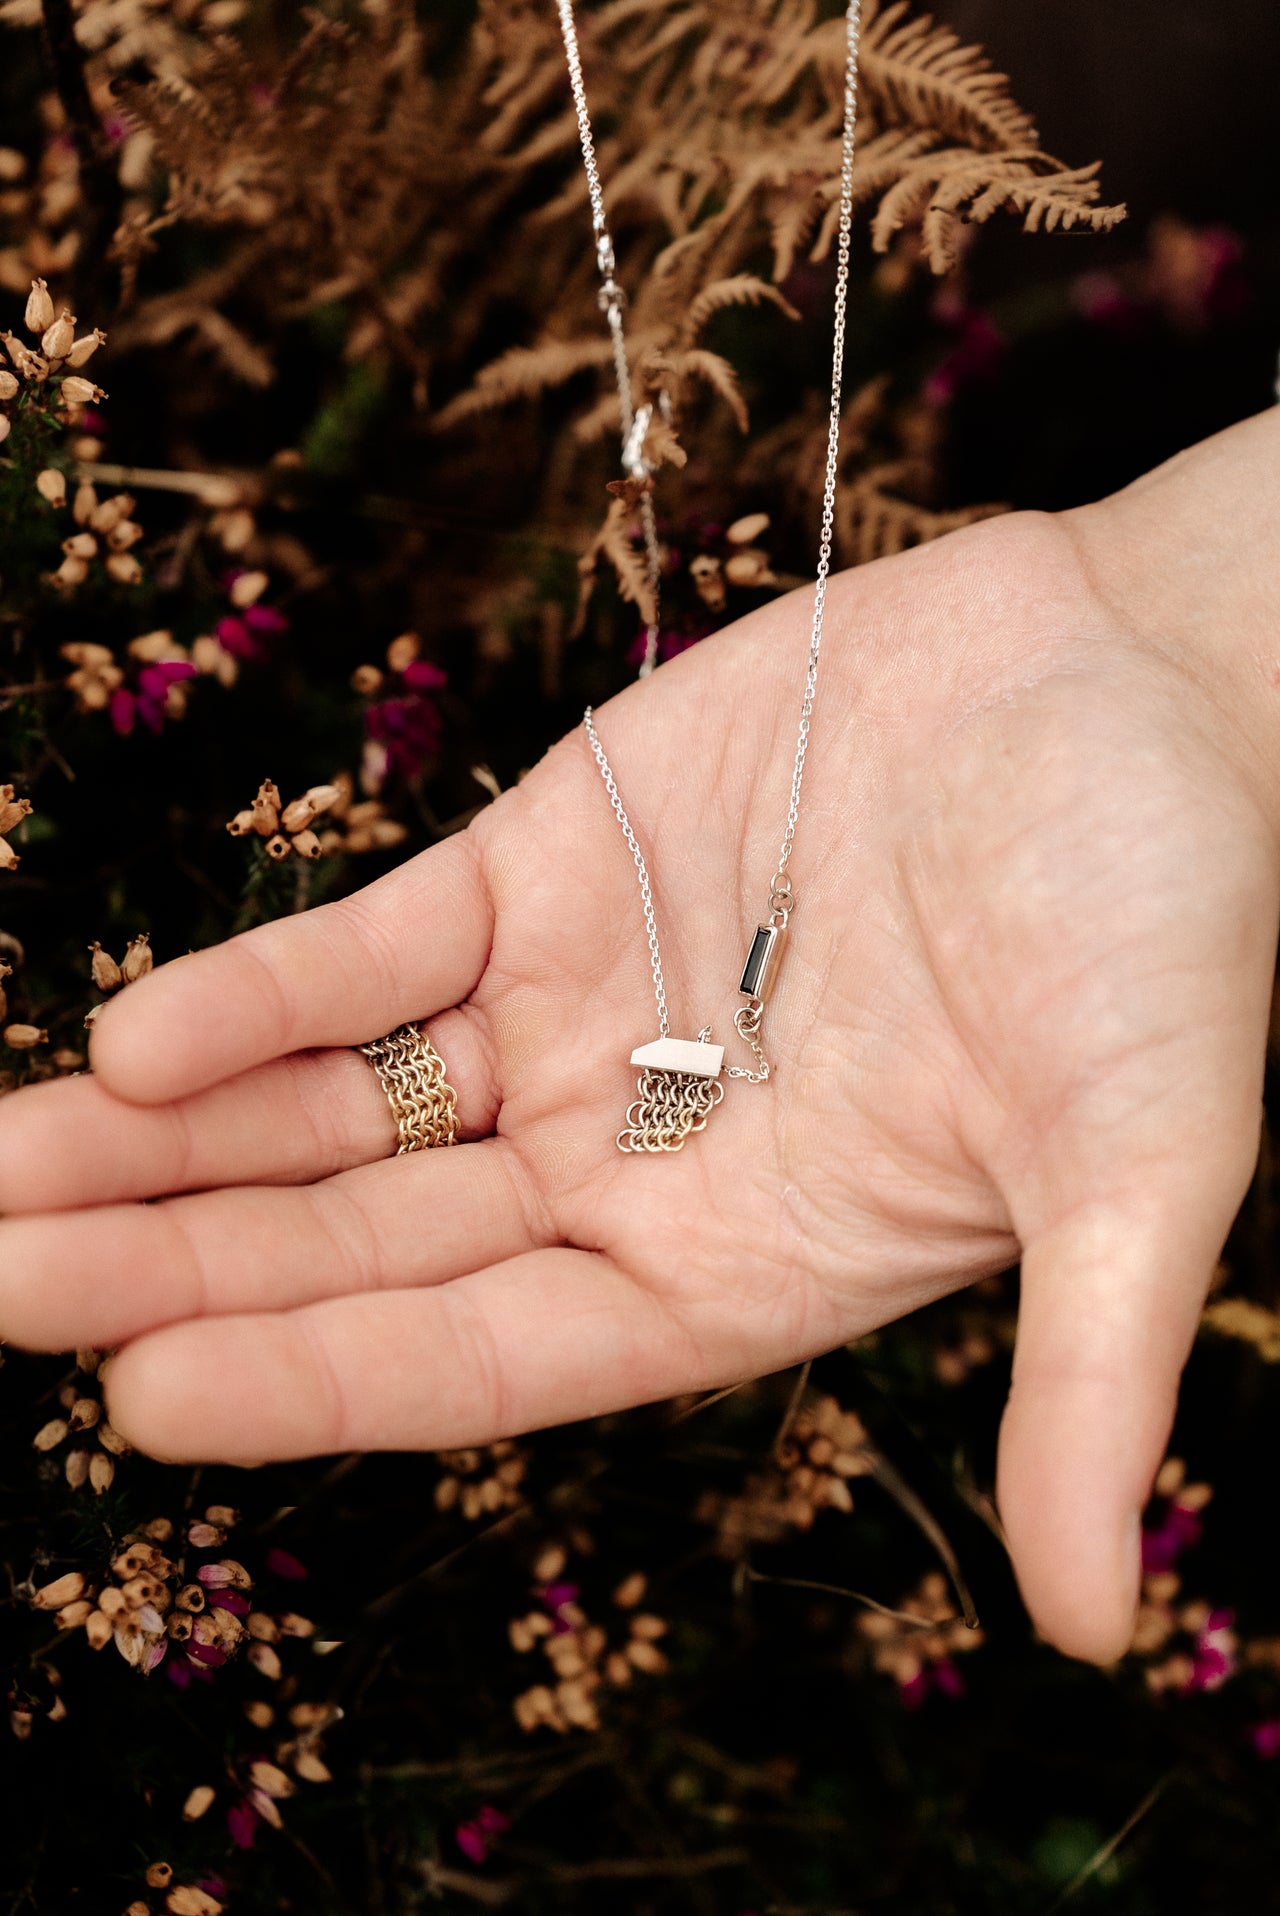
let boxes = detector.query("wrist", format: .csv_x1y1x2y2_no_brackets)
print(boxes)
1063,407,1280,832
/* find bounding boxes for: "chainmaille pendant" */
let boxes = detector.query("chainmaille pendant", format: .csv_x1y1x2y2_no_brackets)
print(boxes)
617,1034,725,1154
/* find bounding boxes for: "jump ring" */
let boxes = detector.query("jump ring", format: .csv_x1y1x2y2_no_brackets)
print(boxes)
360,1023,460,1154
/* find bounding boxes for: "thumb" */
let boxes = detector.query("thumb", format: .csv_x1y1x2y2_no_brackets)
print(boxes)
996,1171,1253,1664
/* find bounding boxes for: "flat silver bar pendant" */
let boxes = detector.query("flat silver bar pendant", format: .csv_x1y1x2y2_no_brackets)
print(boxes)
618,1033,725,1154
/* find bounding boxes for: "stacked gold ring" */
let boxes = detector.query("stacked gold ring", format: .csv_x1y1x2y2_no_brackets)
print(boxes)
361,1024,460,1153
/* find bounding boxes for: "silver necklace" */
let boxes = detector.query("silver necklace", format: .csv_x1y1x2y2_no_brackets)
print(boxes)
558,0,862,1155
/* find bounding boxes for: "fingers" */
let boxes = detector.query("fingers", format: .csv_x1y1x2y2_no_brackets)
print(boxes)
0,1139,542,1352
101,1248,694,1462
89,831,493,1105
0,1004,499,1214
997,1177,1251,1665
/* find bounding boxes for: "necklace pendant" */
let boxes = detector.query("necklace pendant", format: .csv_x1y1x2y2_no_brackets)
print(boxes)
617,1034,725,1154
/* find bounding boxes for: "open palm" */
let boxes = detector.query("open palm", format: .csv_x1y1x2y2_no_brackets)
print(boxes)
3,421,1277,1662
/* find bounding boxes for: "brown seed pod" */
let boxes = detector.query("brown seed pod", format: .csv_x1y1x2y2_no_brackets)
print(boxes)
182,1784,217,1821
32,1571,87,1610
33,1417,69,1451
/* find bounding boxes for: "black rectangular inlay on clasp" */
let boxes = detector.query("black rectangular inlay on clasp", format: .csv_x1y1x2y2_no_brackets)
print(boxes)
739,923,787,1002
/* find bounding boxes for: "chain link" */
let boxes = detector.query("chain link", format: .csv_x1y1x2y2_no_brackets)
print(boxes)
583,705,669,1037
556,0,663,676
569,0,862,1061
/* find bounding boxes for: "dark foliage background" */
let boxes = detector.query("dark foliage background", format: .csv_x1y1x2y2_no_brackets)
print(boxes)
4,3,1280,1912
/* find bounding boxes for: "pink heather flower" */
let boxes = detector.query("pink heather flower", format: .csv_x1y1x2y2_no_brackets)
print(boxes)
899,1659,966,1710
112,661,195,736
244,603,288,640
1251,1719,1280,1759
196,1563,235,1586
265,1546,308,1579
456,1806,510,1865
215,615,264,663
186,1639,228,1668
538,1580,581,1632
110,687,136,736
207,1588,251,1615
1185,1609,1237,1693
228,1799,260,1849
1142,1501,1204,1573
365,693,442,780
923,307,1005,407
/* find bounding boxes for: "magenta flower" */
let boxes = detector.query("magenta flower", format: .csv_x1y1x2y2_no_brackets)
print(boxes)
365,692,443,781
456,1805,511,1864
1251,1719,1280,1759
215,615,264,663
207,1588,252,1615
626,627,708,669
245,603,288,640
1142,1500,1204,1573
228,1799,260,1849
265,1546,309,1579
899,1659,966,1710
110,660,196,736
537,1580,581,1634
1185,1609,1237,1693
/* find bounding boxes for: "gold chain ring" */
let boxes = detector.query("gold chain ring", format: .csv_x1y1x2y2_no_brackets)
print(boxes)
361,1024,460,1153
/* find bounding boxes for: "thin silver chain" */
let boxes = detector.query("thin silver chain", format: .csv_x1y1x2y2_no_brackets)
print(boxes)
556,0,663,677
563,0,862,1046
583,705,669,1037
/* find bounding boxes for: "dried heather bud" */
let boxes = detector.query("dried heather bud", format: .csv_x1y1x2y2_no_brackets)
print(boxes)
248,1640,282,1681
65,1448,91,1489
2,332,45,380
216,1558,252,1590
264,834,291,862
166,1612,193,1641
6,1023,47,1049
280,795,318,834
204,1504,239,1526
250,780,281,834
243,1698,275,1728
0,840,19,873
183,1784,216,1821
65,328,106,369
62,531,97,561
0,787,32,836
121,935,153,983
726,511,771,545
85,1609,113,1650
41,310,75,360
90,943,123,992
33,1417,68,1450
351,664,383,695
724,548,776,588
249,1759,295,1799
32,1571,87,1609
0,370,18,399
72,481,98,524
176,1583,206,1612
188,1521,225,1548
60,375,105,406
227,809,256,837
97,1420,130,1455
229,569,269,608
89,1451,115,1494
108,518,143,552
25,279,54,333
290,829,322,860
128,629,179,663
167,1888,224,1916
53,553,89,588
88,494,130,534
385,632,420,673
612,1572,646,1608
293,1748,333,1784
146,1863,174,1889
68,1396,100,1430
0,416,9,446
106,552,143,586
246,1611,278,1641
54,1599,93,1631
125,1902,150,1916
36,468,67,507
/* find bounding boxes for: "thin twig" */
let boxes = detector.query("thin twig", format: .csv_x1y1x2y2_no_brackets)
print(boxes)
870,1453,980,1631
771,1359,812,1459
1043,1774,1175,1912
740,1563,957,1630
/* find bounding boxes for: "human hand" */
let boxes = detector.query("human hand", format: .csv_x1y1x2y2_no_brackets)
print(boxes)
3,410,1279,1664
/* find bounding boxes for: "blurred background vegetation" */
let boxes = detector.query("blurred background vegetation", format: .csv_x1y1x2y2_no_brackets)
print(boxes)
4,2,1280,1911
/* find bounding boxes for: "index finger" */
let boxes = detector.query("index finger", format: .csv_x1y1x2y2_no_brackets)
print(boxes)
91,832,493,1104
